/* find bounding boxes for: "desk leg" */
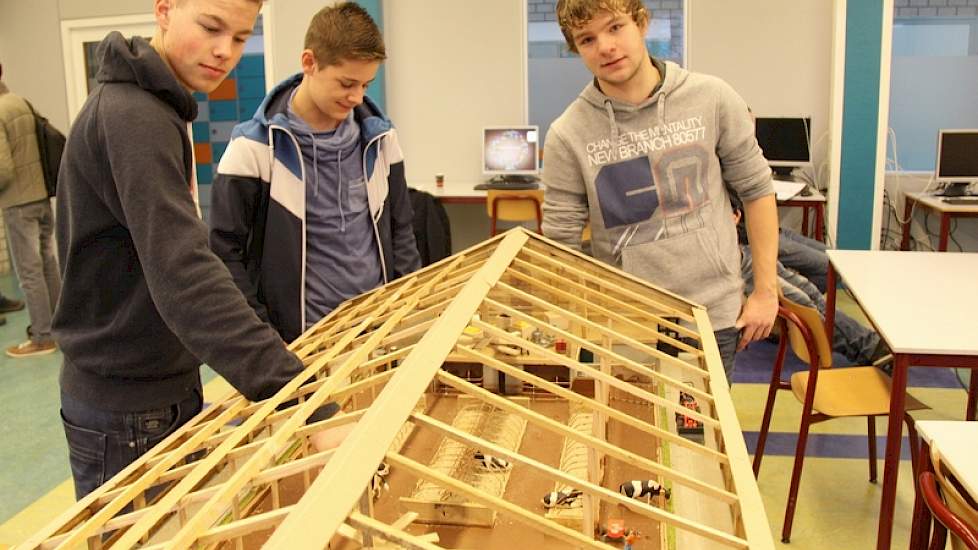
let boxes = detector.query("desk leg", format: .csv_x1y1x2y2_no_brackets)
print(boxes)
825,264,837,342
968,370,978,421
815,203,825,243
877,353,909,550
908,440,934,550
901,198,914,251
939,213,950,252
801,206,811,238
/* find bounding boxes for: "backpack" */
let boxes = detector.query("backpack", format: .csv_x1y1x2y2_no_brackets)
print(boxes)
25,100,66,197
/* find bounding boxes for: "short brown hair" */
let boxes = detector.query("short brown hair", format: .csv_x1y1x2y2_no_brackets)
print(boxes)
304,2,385,68
556,0,649,53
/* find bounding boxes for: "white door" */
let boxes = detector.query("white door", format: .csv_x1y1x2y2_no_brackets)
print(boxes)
60,15,157,123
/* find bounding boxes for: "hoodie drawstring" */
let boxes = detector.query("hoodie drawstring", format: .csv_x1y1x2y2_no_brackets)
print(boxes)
337,149,346,232
604,100,619,146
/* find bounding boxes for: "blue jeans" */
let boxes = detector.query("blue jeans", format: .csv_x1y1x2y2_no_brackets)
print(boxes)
741,245,879,364
60,389,203,500
778,228,828,293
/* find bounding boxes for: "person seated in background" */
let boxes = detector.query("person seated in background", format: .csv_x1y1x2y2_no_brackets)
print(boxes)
733,203,888,365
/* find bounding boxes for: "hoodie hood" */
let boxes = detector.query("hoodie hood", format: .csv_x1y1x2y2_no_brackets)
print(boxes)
96,32,197,122
579,58,688,144
251,73,392,142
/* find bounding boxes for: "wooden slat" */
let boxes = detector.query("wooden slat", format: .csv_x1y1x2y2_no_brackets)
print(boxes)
506,259,702,356
435,370,737,504
387,452,614,550
494,280,707,379
455,345,726,463
112,262,445,549
692,308,774,549
409,412,749,548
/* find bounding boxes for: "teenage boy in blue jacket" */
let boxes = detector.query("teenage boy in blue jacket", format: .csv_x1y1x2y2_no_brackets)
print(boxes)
210,2,420,342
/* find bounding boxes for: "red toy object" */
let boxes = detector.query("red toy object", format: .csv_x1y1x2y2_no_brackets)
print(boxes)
604,518,626,541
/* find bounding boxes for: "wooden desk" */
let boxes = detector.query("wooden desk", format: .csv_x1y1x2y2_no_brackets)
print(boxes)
900,192,978,251
824,250,978,550
908,421,978,549
779,190,827,242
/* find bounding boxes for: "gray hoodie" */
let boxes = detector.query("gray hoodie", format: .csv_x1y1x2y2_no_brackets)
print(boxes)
542,59,773,330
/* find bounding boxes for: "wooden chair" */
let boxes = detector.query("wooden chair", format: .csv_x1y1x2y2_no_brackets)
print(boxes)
486,189,543,236
920,444,978,550
753,294,927,543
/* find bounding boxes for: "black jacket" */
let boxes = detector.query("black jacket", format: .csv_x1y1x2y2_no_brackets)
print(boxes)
53,33,304,411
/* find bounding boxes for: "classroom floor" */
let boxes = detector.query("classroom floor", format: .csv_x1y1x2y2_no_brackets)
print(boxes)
0,274,969,549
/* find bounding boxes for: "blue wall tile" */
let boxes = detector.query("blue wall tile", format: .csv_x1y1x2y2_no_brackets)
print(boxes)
209,100,239,121
192,122,210,142
196,163,213,185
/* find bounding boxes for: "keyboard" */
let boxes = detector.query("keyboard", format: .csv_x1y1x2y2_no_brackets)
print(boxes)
942,197,978,206
473,181,540,191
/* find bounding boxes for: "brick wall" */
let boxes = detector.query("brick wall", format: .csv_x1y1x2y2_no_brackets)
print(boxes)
896,0,978,18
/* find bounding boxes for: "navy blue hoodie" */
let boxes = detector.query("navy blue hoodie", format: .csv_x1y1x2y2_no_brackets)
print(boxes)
53,33,305,410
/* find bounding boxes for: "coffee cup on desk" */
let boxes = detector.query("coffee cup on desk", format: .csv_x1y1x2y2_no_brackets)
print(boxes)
435,173,444,188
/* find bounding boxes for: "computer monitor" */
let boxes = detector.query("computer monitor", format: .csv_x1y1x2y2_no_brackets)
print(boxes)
936,129,978,196
754,117,812,177
482,126,540,178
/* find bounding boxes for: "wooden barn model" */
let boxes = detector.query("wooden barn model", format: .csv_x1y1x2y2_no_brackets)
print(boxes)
21,229,773,550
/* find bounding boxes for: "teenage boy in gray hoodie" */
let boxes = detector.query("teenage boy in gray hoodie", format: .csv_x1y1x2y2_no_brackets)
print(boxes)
210,3,420,343
543,0,780,377
53,0,334,500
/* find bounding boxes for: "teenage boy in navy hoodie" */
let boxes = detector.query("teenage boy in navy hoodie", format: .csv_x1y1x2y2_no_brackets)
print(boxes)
542,0,780,378
53,0,332,499
209,2,420,343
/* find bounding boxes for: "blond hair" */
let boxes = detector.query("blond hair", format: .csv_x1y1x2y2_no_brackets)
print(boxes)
556,0,649,53
304,2,385,68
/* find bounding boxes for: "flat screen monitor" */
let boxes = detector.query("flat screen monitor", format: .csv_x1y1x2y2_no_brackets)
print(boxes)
754,117,811,176
483,126,540,176
936,130,978,186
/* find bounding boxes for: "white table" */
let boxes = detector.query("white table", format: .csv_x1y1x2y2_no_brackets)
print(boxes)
908,420,978,548
824,250,978,550
900,191,978,251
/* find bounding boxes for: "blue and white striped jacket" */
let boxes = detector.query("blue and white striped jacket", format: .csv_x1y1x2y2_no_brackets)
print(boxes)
209,74,420,341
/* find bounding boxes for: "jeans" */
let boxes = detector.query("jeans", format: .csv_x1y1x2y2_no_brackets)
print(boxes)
60,389,203,500
741,245,879,365
714,327,740,382
3,199,61,343
778,228,828,293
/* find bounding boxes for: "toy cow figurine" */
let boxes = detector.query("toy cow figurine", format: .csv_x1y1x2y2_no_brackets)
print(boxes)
619,479,671,500
473,451,512,472
542,488,583,509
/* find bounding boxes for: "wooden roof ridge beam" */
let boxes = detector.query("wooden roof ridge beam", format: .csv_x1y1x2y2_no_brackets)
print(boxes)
263,231,530,550
408,411,749,549
434,370,736,504
455,345,726,463
504,261,702,356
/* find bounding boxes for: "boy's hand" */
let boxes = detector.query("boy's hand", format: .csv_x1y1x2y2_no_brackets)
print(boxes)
735,290,778,350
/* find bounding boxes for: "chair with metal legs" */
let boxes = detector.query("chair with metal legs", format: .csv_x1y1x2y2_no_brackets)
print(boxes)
753,294,927,543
